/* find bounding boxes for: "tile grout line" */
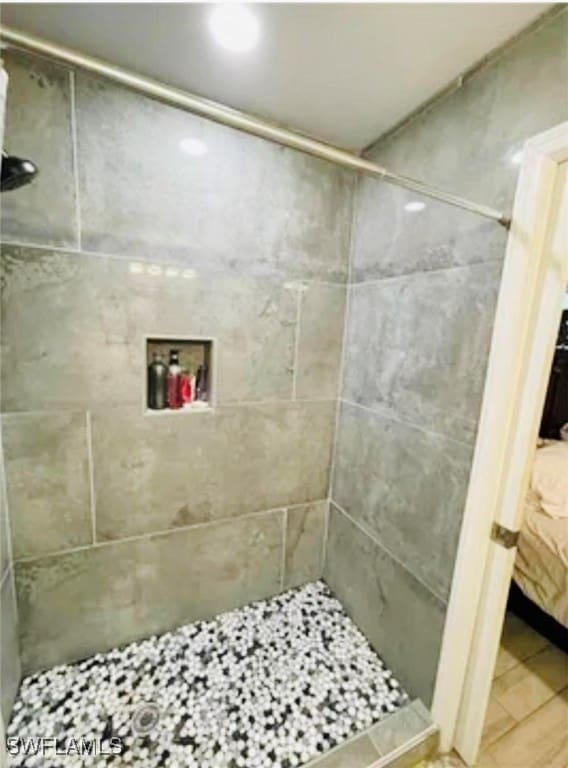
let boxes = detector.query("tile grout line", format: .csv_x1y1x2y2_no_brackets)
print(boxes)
481,704,518,752
332,499,448,606
0,420,14,568
492,634,552,684
328,177,358,505
0,238,349,288
340,397,474,450
320,499,330,576
85,410,96,545
0,419,19,624
0,398,336,419
69,70,82,252
486,684,568,760
493,652,567,725
14,498,329,566
0,560,13,592
280,508,288,591
348,257,504,289
291,286,303,400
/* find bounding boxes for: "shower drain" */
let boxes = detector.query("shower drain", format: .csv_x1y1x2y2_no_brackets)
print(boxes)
131,703,160,736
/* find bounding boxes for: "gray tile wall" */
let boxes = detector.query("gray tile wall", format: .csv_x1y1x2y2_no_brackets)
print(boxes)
0,436,20,722
0,47,351,674
1,572,20,722
328,8,568,705
15,511,284,673
0,63,21,726
324,504,446,706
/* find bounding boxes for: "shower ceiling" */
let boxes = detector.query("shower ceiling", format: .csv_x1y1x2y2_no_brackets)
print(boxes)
1,3,551,149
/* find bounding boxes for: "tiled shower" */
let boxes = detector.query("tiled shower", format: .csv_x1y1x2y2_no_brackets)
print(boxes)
1,7,567,767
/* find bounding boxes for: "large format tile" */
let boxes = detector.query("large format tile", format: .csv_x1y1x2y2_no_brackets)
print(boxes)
284,501,327,590
351,10,567,283
1,50,77,247
0,246,299,410
493,612,549,679
15,510,283,673
92,401,334,540
324,504,446,706
487,689,568,768
296,283,346,399
75,72,353,281
1,571,20,722
351,183,507,285
333,402,472,600
492,645,568,722
481,696,516,749
342,262,501,445
2,411,92,559
0,440,10,579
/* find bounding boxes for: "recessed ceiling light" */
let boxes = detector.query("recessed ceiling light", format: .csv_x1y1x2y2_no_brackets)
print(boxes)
511,150,524,166
404,201,426,213
209,4,260,53
180,138,208,156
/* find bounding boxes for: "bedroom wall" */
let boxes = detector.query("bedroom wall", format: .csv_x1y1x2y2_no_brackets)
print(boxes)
325,7,568,705
0,47,353,674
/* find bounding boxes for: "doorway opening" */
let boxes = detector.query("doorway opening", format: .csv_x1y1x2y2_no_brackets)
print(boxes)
431,122,568,766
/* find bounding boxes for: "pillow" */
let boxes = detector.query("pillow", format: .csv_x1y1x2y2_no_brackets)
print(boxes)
531,439,568,518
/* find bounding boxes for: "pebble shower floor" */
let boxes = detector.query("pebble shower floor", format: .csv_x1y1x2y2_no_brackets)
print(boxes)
8,581,409,768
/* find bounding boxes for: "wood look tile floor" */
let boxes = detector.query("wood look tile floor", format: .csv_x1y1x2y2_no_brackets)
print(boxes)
419,612,568,768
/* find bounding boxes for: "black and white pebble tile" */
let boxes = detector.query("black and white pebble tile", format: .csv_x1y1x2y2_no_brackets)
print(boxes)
8,581,409,768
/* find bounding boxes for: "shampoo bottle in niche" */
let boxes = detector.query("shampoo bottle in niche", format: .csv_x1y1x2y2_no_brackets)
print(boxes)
167,349,182,409
179,369,194,406
196,362,209,401
148,352,168,410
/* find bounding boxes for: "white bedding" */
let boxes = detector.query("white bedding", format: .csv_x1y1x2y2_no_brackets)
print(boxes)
513,503,568,627
512,439,568,628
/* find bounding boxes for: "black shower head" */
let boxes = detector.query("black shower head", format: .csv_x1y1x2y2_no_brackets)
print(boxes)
1,152,38,192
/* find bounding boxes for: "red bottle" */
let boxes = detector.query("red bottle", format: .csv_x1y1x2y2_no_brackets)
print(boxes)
180,373,192,406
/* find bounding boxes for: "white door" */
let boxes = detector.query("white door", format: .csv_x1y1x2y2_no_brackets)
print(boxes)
455,154,568,764
431,122,568,766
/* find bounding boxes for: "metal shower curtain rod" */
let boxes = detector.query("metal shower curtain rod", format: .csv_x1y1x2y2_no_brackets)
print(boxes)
0,24,511,228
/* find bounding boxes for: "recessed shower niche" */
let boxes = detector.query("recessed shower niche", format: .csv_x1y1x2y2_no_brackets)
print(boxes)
146,337,214,412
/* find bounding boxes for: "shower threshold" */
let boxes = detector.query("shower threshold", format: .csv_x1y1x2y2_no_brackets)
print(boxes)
7,581,434,768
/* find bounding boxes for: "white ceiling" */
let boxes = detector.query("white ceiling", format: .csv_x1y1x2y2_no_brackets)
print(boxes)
1,3,551,150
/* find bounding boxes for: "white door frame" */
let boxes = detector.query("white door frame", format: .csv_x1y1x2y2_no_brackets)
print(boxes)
430,121,568,765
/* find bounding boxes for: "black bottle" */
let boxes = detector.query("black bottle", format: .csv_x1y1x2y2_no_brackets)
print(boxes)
148,352,168,409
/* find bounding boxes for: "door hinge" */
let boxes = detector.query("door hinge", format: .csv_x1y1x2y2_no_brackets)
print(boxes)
491,522,520,549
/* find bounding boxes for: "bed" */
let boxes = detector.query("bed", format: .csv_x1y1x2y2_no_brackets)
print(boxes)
511,458,567,650
508,324,568,651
